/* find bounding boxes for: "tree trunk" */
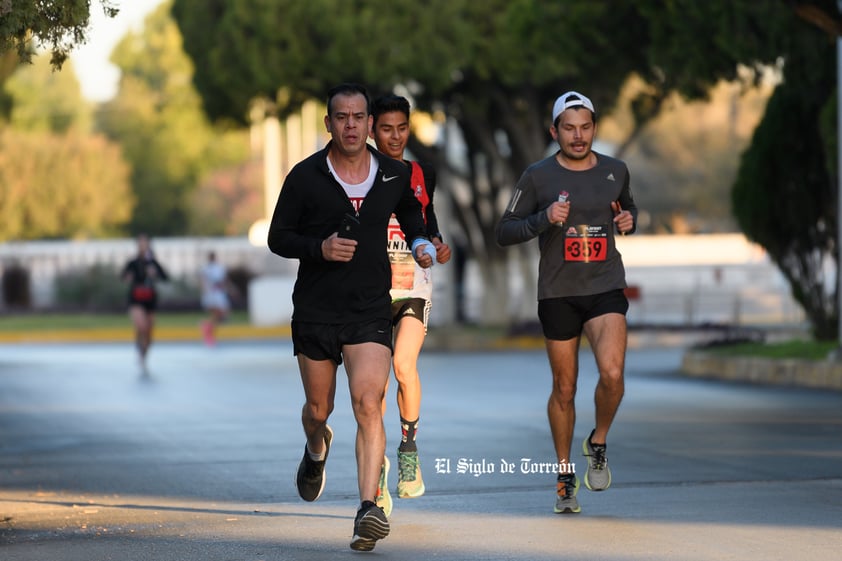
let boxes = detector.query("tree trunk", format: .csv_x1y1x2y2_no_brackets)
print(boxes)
475,257,510,326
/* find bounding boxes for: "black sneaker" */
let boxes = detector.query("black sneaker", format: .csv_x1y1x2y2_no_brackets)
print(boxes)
350,501,390,552
295,425,333,502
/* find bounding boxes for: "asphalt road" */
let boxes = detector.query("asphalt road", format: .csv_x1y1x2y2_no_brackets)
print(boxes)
1,339,840,560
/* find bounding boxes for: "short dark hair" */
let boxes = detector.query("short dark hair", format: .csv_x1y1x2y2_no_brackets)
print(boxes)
371,94,410,126
326,83,370,116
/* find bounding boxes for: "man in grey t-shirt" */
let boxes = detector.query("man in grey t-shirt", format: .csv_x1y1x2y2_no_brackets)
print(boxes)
496,91,638,514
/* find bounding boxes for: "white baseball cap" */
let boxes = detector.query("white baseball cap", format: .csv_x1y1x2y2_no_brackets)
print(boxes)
552,91,595,123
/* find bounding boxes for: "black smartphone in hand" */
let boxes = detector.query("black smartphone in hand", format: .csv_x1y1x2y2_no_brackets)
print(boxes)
338,213,360,239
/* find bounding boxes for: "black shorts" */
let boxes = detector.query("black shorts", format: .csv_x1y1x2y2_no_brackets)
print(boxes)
538,289,629,341
291,318,393,365
391,298,431,331
128,299,158,312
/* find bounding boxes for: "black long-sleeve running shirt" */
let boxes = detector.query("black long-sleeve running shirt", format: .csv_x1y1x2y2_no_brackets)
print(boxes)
267,143,428,324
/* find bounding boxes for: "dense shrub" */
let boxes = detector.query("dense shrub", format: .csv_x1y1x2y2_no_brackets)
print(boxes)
53,264,125,312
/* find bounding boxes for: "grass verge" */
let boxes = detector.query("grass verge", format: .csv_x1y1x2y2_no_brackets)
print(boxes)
702,339,836,361
0,311,252,332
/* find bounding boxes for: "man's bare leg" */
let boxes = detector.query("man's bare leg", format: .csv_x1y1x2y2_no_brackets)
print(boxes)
392,317,425,421
583,313,626,444
580,312,626,492
546,337,581,465
297,355,338,455
344,342,391,502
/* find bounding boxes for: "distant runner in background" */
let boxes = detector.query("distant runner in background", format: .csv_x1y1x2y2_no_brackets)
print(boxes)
122,234,168,373
199,250,231,346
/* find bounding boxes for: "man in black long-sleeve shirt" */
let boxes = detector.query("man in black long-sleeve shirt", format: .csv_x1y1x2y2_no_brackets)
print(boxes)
267,83,434,552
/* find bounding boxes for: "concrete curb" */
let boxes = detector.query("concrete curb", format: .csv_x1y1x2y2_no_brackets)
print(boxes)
681,350,842,391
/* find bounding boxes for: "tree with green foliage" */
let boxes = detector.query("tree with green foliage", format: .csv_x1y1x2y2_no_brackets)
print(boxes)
0,50,19,120
0,42,133,241
173,0,838,330
733,13,838,339
97,0,252,236
0,0,118,68
4,55,92,133
0,129,133,240
0,1,118,126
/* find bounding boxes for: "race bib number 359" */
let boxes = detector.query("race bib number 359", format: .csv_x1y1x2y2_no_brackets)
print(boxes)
564,224,608,262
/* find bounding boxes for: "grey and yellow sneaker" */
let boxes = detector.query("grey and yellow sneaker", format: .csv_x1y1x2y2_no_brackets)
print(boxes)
396,449,425,498
350,502,390,552
375,456,393,517
295,425,333,502
583,429,612,491
553,473,581,514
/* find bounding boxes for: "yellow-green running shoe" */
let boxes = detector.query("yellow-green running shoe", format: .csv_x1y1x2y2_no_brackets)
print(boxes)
375,455,393,517
396,449,425,498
